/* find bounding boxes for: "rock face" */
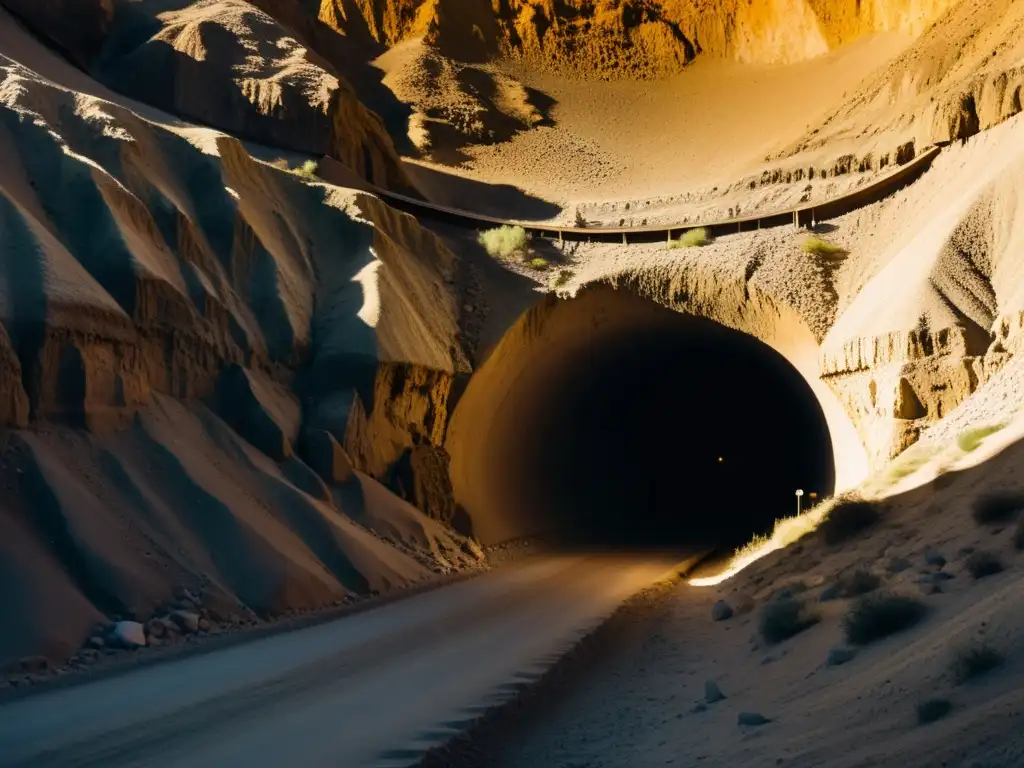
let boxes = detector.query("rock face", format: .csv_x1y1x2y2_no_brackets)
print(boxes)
0,33,480,670
1,0,415,193
319,0,959,76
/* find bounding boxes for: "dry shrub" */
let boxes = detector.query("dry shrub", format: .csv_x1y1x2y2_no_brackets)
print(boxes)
971,492,1024,525
759,597,819,645
951,642,1003,684
965,551,1003,579
917,698,952,724
844,594,927,645
819,496,881,545
839,569,881,598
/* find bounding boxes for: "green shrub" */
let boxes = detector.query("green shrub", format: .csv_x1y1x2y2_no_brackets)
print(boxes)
554,268,573,288
670,228,710,249
478,225,531,260
844,594,927,645
527,257,549,270
819,496,881,545
802,236,844,256
759,598,819,645
917,698,952,724
965,551,1003,579
293,159,319,179
958,423,1005,453
971,492,1024,525
951,643,1003,684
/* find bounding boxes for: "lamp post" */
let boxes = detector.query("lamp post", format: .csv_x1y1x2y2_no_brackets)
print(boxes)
795,489,804,516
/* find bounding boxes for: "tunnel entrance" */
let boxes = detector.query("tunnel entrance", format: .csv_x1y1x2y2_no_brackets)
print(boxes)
522,316,834,549
447,285,841,552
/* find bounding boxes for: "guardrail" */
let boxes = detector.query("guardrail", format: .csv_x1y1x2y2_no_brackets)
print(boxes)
318,145,942,244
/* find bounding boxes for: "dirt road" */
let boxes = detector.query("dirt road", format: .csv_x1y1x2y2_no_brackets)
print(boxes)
0,554,690,768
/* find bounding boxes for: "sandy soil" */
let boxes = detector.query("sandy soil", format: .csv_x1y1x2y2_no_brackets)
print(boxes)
491,425,1024,768
396,35,910,221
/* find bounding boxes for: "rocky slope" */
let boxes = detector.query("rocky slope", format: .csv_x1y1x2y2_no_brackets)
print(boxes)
1,0,416,192
0,34,479,670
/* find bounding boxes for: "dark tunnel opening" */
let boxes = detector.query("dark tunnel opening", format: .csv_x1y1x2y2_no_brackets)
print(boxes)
447,287,844,554
520,315,836,550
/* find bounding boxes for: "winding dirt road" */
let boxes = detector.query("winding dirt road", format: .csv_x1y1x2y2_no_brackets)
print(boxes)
0,554,691,768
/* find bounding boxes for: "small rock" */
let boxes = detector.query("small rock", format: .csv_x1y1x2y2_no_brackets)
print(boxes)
145,618,167,639
711,600,734,622
704,680,726,703
88,636,105,650
170,610,200,634
827,647,856,666
17,656,50,673
692,702,708,713
958,546,975,556
173,586,199,604
198,618,212,633
888,557,912,574
738,711,772,726
924,551,947,569
108,621,147,649
819,583,841,602
916,571,954,586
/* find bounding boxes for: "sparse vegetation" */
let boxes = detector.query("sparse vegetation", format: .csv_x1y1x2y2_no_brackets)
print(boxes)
971,491,1024,525
965,550,1003,579
917,698,953,725
759,597,820,645
951,642,1004,684
802,235,844,256
670,228,710,249
478,225,532,260
269,157,319,180
958,423,1005,453
553,268,574,288
819,496,882,545
294,159,319,179
839,569,881,598
844,594,927,645
527,257,549,270
884,445,940,484
574,208,588,228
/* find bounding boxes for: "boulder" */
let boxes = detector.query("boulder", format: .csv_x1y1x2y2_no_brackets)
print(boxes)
108,621,147,649
711,600,734,622
704,680,726,703
170,611,200,634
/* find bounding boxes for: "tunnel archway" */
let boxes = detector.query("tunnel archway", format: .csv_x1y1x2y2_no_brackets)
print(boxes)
446,283,867,550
